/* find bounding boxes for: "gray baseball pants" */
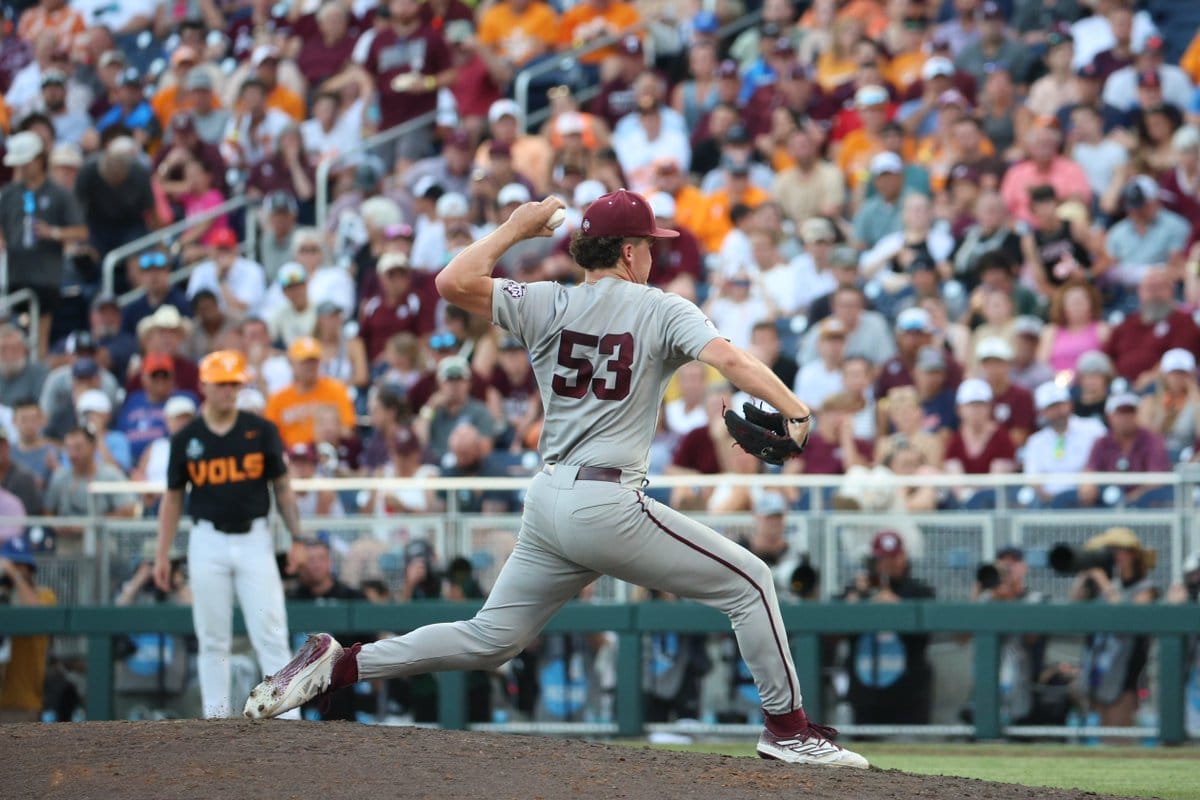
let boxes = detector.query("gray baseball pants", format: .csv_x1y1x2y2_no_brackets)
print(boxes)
357,465,803,714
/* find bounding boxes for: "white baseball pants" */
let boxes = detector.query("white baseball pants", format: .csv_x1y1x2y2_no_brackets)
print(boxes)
188,521,299,719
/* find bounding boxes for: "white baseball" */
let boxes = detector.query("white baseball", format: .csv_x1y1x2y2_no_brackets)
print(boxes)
546,208,567,230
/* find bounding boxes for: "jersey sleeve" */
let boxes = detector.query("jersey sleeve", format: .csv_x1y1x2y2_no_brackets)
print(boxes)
166,431,189,490
261,418,287,481
659,293,723,362
490,279,559,348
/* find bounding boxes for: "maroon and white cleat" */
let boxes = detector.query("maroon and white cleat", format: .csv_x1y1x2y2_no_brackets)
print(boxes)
757,712,869,769
243,634,343,719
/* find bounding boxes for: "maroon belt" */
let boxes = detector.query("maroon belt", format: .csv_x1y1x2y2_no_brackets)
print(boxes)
576,466,623,483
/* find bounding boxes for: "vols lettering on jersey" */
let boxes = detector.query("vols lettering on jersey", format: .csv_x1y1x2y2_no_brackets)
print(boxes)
186,453,265,486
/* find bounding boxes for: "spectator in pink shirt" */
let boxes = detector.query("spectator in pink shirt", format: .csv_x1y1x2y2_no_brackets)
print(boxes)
999,126,1092,224
177,159,232,252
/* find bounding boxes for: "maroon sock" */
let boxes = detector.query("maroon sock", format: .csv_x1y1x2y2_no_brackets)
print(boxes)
331,643,362,689
764,707,809,736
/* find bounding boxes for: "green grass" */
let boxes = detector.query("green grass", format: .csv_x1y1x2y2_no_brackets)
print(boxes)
640,741,1200,799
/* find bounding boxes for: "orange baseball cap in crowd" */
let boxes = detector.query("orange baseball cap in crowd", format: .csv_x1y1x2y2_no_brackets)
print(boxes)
200,350,249,385
288,336,323,361
142,352,175,375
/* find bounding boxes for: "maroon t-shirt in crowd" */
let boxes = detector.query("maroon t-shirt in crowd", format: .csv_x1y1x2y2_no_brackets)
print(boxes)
649,228,704,287
1105,310,1200,382
361,25,452,130
1085,429,1170,474
450,54,504,120
797,432,874,475
671,427,721,474
875,351,963,398
292,12,363,86
991,382,1036,434
489,364,538,425
945,426,1016,474
358,284,437,360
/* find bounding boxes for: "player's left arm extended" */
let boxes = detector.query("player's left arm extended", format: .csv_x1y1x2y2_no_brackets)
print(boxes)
435,197,566,319
699,337,812,438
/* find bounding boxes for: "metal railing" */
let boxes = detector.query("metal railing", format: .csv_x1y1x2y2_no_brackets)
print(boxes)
314,110,438,231
101,194,257,300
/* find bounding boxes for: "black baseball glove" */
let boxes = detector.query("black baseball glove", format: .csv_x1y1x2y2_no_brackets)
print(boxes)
723,403,809,466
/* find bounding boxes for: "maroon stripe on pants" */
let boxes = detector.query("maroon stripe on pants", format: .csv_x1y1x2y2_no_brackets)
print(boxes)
635,493,797,711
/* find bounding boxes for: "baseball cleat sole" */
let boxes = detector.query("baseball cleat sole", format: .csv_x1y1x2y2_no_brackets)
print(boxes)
243,633,342,719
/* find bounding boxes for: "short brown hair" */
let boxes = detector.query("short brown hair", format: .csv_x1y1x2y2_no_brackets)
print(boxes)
568,231,648,271
1048,279,1101,326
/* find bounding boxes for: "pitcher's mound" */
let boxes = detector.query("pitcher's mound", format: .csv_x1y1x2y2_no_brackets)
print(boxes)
5,720,1139,800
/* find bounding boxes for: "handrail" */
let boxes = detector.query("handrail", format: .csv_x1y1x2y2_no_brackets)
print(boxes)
101,194,255,299
518,10,765,130
314,110,439,231
0,287,41,354
87,469,1189,496
512,24,648,131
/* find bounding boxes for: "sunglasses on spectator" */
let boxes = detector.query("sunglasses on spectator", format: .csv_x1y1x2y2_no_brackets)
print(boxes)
430,333,459,350
139,252,168,270
149,370,173,380
297,244,321,254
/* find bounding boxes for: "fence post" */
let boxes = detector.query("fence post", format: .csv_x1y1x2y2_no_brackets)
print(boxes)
615,630,643,737
972,632,1002,740
437,671,468,730
792,632,822,721
86,632,114,721
1158,634,1186,744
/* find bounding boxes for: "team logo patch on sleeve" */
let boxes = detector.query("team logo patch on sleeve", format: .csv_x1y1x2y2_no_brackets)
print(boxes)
186,438,204,459
501,280,527,299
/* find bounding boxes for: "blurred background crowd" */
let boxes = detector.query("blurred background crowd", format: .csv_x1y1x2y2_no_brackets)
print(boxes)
0,0,1199,736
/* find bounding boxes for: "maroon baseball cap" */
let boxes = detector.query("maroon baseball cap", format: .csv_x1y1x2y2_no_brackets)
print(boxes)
872,530,905,557
580,190,679,239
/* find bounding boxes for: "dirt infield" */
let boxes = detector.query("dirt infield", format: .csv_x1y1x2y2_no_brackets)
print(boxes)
5,720,1146,800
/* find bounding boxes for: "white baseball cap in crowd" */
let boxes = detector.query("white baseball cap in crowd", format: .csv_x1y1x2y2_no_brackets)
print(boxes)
75,389,112,416
956,378,993,406
1105,391,1140,414
976,336,1015,362
754,492,788,517
377,251,411,275
869,151,904,176
436,192,469,219
895,307,933,333
573,179,607,209
1161,347,1196,374
1034,381,1071,412
1012,315,1045,338
3,131,44,167
164,395,198,418
853,84,889,108
497,183,532,206
922,56,955,80
437,355,471,382
648,192,676,219
488,98,522,125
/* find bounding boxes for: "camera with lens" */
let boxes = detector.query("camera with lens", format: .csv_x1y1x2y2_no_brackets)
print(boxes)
1049,544,1115,576
976,563,1002,592
788,556,820,599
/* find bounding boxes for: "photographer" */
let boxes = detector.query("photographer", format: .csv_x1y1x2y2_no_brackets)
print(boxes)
0,538,56,722
839,530,935,725
1069,527,1157,730
970,548,1074,727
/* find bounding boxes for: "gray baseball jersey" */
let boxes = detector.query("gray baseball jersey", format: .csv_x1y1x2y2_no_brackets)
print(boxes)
490,277,720,479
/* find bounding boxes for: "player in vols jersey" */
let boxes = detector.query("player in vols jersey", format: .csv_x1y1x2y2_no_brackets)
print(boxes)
155,350,313,719
246,191,868,768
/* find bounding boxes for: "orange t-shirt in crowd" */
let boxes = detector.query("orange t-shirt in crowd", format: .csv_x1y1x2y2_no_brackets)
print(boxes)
151,82,226,127
916,137,997,192
836,128,917,188
1180,31,1200,84
264,377,356,448
887,52,927,90
673,184,716,253
267,85,306,122
815,52,858,92
478,0,560,66
558,2,640,65
697,185,771,255
17,6,86,43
